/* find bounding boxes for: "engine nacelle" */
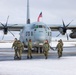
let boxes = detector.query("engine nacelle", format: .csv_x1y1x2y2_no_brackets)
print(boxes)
69,32,76,38
59,27,66,35
3,28,8,34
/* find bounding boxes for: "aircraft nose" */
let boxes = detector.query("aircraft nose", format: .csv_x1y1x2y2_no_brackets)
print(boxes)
36,36,46,42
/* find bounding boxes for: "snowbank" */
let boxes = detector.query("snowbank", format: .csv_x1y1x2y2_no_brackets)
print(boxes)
0,41,76,48
0,43,13,48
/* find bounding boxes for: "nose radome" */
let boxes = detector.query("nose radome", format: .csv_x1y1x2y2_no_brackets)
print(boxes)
36,36,46,42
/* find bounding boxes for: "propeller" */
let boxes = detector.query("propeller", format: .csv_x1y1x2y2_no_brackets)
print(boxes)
2,35,4,40
56,31,69,40
66,31,69,40
62,20,73,34
66,34,69,40
56,33,61,37
56,20,73,40
0,16,15,40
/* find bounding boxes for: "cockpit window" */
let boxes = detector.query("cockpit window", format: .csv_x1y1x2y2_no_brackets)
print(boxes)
36,25,45,28
35,25,38,28
39,25,42,28
32,24,46,29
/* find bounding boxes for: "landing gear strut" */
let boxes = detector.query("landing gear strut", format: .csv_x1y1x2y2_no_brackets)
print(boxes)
35,47,43,53
40,47,43,53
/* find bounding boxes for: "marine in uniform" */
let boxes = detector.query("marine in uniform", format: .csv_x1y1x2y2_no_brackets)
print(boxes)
12,38,18,59
17,40,24,60
27,39,32,59
59,39,63,56
43,40,50,59
56,40,63,58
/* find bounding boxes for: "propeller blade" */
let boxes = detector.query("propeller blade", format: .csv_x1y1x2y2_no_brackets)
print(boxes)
66,20,73,27
62,20,66,27
0,22,5,27
2,35,4,40
56,33,61,37
8,30,15,37
5,16,9,26
66,32,69,40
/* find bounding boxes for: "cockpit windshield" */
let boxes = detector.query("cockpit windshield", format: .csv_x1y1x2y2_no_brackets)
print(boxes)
35,25,45,28
31,22,46,29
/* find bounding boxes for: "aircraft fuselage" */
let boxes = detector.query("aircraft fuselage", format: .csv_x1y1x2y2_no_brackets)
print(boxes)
19,22,51,47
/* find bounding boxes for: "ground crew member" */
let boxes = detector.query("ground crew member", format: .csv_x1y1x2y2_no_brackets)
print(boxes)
12,38,18,59
60,39,63,51
17,40,24,60
27,39,32,59
59,39,63,56
43,40,54,59
56,40,63,58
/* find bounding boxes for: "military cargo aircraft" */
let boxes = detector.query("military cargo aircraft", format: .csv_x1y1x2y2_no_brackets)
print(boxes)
0,0,76,52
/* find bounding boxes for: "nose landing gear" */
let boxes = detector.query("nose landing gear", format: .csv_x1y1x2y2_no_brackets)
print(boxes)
35,47,43,53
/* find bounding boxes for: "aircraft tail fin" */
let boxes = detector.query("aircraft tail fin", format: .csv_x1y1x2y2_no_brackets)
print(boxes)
26,0,30,24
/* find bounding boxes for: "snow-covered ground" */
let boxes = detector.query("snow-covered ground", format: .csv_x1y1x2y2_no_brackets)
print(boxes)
0,41,76,48
0,42,76,75
51,41,76,47
0,56,76,75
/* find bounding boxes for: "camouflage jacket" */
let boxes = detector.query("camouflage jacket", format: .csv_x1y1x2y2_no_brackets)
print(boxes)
28,41,32,50
12,41,18,49
56,42,62,50
43,43,50,51
17,42,24,50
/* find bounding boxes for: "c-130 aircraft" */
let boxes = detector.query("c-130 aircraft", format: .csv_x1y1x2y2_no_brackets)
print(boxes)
0,0,76,53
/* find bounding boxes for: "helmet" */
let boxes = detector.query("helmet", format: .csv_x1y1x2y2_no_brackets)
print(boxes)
29,39,31,42
18,40,20,43
58,40,60,42
60,39,62,42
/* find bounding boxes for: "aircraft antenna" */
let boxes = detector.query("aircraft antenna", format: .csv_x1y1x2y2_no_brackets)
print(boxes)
26,0,30,24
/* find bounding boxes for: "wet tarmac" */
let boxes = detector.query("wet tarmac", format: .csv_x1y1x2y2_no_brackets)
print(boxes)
0,47,76,61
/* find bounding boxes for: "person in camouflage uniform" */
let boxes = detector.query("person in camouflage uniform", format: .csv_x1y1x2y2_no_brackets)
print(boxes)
17,40,24,60
43,40,50,59
60,39,63,50
56,40,63,58
59,39,63,56
12,38,18,59
27,39,32,59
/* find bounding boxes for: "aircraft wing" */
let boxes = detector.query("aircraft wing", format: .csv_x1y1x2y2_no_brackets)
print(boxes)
0,24,24,31
48,24,76,31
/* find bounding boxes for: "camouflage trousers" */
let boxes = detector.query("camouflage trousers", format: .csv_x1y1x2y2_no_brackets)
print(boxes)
58,50,62,58
17,49,22,58
44,50,48,59
27,49,32,58
14,49,18,57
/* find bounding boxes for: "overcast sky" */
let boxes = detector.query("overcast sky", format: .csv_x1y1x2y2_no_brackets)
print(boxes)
0,0,76,24
0,0,76,40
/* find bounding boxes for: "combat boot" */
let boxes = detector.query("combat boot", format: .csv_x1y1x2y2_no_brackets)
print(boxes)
27,56,29,59
14,56,18,60
30,56,32,59
58,55,60,58
45,56,47,59
19,57,21,60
